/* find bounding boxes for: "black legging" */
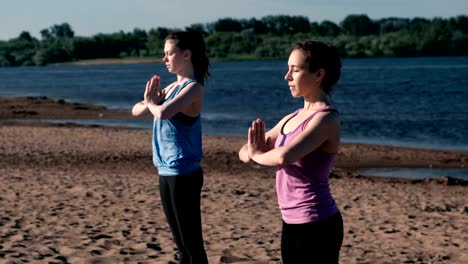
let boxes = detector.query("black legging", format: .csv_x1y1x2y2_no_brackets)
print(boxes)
159,168,208,264
281,212,344,264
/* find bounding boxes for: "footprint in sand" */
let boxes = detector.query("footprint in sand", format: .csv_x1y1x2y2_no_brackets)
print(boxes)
219,249,251,263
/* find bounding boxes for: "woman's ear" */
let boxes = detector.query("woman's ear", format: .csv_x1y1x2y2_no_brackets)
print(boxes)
316,68,325,78
184,50,192,61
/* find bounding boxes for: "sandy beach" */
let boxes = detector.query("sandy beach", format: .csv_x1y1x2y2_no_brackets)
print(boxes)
0,96,466,263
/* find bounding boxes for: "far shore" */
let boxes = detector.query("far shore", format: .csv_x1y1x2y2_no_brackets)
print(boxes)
53,54,275,66
55,57,164,66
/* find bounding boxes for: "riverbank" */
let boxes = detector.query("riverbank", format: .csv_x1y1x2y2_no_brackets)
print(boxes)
0,96,466,263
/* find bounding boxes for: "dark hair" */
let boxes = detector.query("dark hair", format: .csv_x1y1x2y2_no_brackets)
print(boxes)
165,31,210,85
292,40,341,95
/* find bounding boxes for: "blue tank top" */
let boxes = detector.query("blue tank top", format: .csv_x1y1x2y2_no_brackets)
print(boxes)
152,79,203,176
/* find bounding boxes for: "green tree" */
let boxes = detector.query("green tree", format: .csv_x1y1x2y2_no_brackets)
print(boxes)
242,18,268,34
4,31,39,65
186,23,207,35
407,18,431,33
72,37,98,59
261,15,310,35
378,18,409,34
18,31,34,42
309,22,321,35
212,18,243,32
0,41,13,66
33,44,72,65
50,23,74,38
254,36,290,58
454,15,468,33
2,14,468,67
320,20,341,36
341,14,378,36
146,29,164,57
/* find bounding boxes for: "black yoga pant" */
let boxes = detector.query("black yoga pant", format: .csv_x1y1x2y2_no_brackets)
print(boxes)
159,168,208,264
281,212,344,264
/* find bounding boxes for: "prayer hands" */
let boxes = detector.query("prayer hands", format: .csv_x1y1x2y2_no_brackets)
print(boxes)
248,118,271,159
144,75,165,105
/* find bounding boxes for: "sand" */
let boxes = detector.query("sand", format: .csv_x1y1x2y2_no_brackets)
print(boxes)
0,96,466,264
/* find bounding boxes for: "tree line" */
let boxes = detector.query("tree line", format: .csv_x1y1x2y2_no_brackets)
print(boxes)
1,14,467,66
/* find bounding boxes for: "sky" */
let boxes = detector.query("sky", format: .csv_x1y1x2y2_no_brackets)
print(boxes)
1,0,467,40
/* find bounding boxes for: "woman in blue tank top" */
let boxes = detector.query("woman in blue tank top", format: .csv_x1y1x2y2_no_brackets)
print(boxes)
132,31,209,264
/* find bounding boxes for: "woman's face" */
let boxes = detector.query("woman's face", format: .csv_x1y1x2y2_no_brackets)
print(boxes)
284,49,322,98
162,39,187,74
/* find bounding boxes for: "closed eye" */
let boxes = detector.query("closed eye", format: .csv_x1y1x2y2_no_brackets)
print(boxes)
290,65,303,72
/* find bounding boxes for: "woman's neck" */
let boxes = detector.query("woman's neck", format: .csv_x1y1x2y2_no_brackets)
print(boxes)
176,76,190,85
303,93,330,111
176,66,194,85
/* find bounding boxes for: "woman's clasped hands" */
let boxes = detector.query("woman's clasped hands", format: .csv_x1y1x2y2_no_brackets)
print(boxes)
144,75,165,105
248,118,271,159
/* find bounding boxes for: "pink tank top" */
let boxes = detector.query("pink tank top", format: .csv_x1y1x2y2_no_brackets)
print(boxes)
275,106,339,224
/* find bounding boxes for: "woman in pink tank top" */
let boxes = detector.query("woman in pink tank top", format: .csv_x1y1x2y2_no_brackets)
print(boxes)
239,40,343,264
